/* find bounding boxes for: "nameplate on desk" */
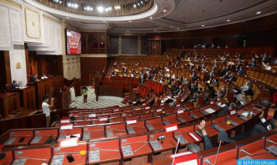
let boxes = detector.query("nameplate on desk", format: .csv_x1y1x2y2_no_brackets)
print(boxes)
31,136,42,144
142,103,146,106
60,124,73,130
146,124,154,131
59,137,79,148
177,110,184,114
106,130,114,137
114,109,119,112
178,117,186,123
150,140,163,150
175,135,188,144
127,127,136,134
266,145,277,156
165,124,178,133
61,119,70,123
4,137,16,145
252,107,262,112
122,145,134,156
89,150,100,162
156,109,162,112
99,118,108,121
227,120,238,126
145,106,150,110
176,104,181,107
13,158,27,165
214,125,225,132
83,133,90,140
51,155,65,165
126,120,137,125
163,121,171,126
188,132,200,142
89,114,96,117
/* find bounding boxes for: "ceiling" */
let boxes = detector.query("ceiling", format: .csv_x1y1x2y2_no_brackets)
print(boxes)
24,0,277,34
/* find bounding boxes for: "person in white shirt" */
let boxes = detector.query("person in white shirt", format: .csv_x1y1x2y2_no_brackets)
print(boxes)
262,62,272,71
42,96,54,127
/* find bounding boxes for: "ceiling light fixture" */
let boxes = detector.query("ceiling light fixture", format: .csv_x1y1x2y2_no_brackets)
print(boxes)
97,6,104,12
227,19,230,22
150,17,152,20
256,11,261,15
177,28,179,30
114,5,121,10
163,9,167,13
129,20,132,22
202,25,205,27
127,30,129,32
154,29,156,32
133,4,137,8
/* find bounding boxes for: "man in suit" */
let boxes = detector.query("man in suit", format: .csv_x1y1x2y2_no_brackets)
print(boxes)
11,80,19,89
31,73,38,82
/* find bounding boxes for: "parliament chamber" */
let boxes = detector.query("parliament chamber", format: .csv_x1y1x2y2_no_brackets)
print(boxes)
0,0,277,164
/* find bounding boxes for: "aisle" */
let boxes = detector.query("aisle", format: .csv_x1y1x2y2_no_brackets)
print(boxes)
69,87,126,109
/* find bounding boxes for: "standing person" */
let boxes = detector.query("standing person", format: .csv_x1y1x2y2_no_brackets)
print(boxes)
82,87,88,103
42,96,54,127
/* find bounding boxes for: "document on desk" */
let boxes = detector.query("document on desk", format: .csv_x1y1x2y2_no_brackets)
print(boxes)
89,150,100,162
204,108,216,114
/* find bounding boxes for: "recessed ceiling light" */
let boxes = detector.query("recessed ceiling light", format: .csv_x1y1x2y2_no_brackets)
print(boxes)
227,19,230,22
171,26,173,28
256,11,261,15
202,25,205,27
154,30,156,32
103,21,106,23
129,20,132,22
127,30,129,32
97,6,104,12
150,17,153,19
177,28,179,30
163,9,167,13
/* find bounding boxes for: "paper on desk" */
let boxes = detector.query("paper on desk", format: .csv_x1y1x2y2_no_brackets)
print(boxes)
176,159,198,165
89,114,96,117
61,124,73,130
204,108,215,114
216,103,226,107
242,111,249,117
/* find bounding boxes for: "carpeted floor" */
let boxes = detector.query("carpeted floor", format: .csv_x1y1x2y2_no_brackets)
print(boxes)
69,87,126,109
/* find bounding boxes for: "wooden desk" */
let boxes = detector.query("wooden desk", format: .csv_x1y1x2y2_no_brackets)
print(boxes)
121,135,152,164
55,89,71,109
173,125,199,146
89,139,121,164
31,128,58,145
52,142,87,165
145,118,164,131
163,114,180,125
106,123,127,137
3,130,33,146
10,86,36,110
13,147,51,164
57,127,82,142
0,92,20,117
177,110,194,123
127,121,147,135
0,151,13,165
83,126,105,140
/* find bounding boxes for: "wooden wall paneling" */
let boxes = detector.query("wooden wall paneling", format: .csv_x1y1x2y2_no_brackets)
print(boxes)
0,92,20,117
80,57,107,85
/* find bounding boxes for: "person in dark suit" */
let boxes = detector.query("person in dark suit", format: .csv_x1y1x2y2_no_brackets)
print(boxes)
227,73,236,82
31,74,38,82
11,80,19,89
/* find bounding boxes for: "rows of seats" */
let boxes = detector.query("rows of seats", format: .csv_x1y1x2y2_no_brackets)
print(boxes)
246,67,277,89
145,80,164,95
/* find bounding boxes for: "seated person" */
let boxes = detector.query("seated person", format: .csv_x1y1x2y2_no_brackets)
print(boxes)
237,66,246,75
219,111,277,143
11,80,19,89
31,73,38,82
187,120,213,152
227,72,236,82
262,62,272,71
216,85,227,99
248,58,257,67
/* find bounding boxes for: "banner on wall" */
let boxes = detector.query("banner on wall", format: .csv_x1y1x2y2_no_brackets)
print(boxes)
66,29,81,55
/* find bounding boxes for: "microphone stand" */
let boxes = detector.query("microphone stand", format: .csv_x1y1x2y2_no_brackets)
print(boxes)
204,140,222,165
171,137,180,165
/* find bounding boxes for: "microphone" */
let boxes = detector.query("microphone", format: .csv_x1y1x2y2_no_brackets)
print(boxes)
16,152,47,162
204,140,222,165
171,137,180,165
267,139,277,145
240,148,272,156
55,149,87,156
